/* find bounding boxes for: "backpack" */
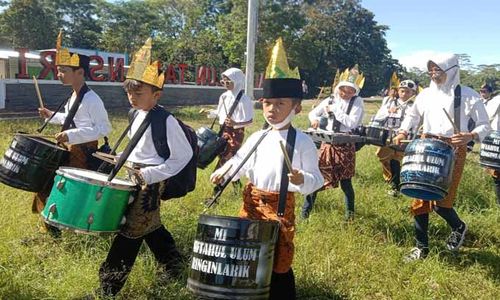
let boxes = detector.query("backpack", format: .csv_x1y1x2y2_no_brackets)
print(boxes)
129,106,199,200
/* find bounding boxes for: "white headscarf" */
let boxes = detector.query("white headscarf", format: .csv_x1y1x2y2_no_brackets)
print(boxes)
427,53,460,95
333,81,360,100
222,68,245,96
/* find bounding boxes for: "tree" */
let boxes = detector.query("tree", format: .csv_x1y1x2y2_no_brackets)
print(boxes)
41,0,103,49
0,0,58,49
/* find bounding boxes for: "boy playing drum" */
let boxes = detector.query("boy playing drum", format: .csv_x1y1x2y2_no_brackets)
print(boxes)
211,38,324,299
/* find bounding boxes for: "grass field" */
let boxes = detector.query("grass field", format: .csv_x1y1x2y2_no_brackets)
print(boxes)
0,101,498,299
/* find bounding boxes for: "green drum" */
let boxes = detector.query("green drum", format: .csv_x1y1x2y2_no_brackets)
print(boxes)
41,167,136,234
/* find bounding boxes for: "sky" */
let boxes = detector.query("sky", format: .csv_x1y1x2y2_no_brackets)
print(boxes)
361,0,500,70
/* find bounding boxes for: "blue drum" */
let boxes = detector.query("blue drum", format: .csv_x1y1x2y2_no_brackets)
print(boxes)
400,138,455,201
479,130,500,170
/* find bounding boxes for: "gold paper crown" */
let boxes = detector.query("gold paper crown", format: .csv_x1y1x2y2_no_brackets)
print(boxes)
331,69,340,90
339,64,365,89
126,38,165,89
55,30,79,67
389,71,400,89
265,38,300,80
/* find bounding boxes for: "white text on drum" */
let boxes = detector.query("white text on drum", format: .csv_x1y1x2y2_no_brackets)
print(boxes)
192,240,259,261
401,163,441,175
4,148,29,165
481,143,500,153
480,150,498,159
191,257,251,278
0,158,21,173
402,154,445,167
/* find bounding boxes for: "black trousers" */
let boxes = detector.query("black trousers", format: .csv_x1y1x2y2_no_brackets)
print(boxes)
99,225,182,296
269,269,296,300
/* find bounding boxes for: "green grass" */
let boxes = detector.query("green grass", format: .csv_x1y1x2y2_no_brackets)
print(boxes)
0,101,499,299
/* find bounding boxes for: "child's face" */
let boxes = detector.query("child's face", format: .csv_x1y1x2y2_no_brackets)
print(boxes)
398,87,414,101
338,86,356,100
57,66,80,86
220,75,235,90
262,98,298,124
428,62,447,85
126,84,161,110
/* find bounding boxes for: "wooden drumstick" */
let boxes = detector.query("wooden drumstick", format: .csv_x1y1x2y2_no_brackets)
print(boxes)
92,153,139,174
95,151,116,159
219,164,233,179
33,76,44,109
442,108,459,134
279,141,294,173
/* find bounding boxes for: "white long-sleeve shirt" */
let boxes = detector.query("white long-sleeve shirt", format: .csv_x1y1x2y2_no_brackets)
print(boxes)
126,110,193,185
372,97,414,129
484,95,500,131
215,129,324,195
208,90,254,129
400,86,490,142
49,89,111,145
308,96,364,132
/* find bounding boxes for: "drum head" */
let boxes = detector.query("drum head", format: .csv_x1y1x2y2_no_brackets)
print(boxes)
16,134,68,152
56,167,135,190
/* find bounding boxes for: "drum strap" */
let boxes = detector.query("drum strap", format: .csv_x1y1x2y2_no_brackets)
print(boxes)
216,90,244,136
61,83,90,131
332,96,356,132
277,127,296,217
107,110,153,181
454,85,461,131
206,128,272,208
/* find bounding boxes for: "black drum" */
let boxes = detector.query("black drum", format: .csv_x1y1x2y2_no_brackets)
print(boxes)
188,215,279,300
364,125,390,146
479,130,500,170
400,138,455,201
0,133,69,192
196,127,227,169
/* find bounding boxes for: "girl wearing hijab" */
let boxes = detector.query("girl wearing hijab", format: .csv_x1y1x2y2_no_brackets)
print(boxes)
394,54,490,261
208,68,254,169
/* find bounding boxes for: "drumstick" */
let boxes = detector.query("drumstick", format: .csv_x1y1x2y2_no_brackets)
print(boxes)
95,151,116,159
33,75,44,109
92,153,139,174
279,141,294,173
219,164,233,179
442,108,459,134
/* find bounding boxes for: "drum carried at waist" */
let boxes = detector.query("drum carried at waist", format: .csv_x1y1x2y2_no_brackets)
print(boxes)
41,167,135,234
400,138,455,201
196,127,227,169
188,214,279,300
0,133,69,192
363,125,391,146
479,130,500,170
303,128,365,145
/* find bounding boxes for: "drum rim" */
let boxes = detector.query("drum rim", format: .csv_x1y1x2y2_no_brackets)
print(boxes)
14,133,69,152
56,167,136,190
198,214,280,225
411,137,452,145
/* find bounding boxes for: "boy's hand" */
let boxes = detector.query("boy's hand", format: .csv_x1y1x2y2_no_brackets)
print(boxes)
38,107,53,119
55,132,69,143
224,117,235,127
451,132,474,146
393,133,407,145
288,169,304,185
310,120,319,129
210,172,224,185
